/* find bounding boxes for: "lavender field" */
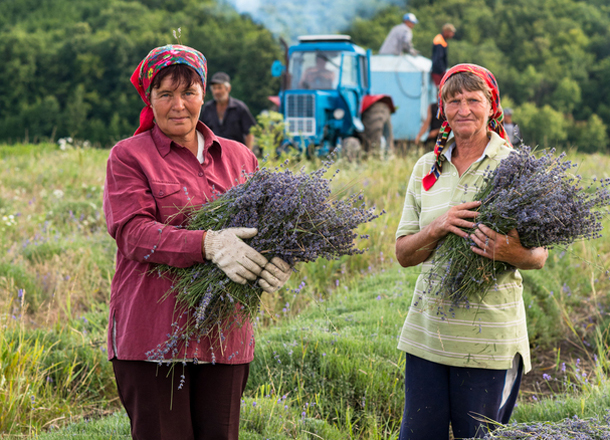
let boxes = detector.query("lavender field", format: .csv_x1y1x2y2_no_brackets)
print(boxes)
0,141,608,438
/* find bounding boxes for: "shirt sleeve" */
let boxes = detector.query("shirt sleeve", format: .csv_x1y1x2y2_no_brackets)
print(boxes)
240,105,257,136
395,157,425,239
401,28,416,55
103,144,206,268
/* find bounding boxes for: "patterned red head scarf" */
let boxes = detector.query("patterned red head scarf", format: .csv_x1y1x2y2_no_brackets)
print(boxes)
422,63,511,191
130,44,207,135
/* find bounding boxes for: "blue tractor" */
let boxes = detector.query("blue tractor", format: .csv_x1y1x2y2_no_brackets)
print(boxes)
270,35,397,157
270,35,436,157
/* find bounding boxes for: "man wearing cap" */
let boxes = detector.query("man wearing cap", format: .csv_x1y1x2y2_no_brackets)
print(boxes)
431,23,456,86
379,13,419,56
199,71,257,150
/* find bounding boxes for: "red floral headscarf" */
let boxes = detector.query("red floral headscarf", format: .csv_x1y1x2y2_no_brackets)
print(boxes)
130,44,207,135
422,63,511,191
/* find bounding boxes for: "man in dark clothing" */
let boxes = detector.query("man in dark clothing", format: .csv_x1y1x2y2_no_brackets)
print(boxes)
431,23,456,86
415,103,443,147
199,72,257,149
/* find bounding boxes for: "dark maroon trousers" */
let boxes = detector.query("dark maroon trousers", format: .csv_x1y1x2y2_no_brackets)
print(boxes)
112,360,249,440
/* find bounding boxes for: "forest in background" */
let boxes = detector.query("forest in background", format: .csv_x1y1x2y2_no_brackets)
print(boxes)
348,0,610,151
0,0,281,146
2,0,610,150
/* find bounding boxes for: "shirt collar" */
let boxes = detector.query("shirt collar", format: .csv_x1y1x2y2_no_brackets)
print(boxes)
152,121,223,158
442,131,506,164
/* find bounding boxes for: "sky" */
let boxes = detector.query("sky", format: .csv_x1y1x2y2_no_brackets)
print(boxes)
223,0,406,43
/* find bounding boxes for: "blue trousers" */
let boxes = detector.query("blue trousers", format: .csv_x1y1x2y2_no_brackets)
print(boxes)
398,353,523,440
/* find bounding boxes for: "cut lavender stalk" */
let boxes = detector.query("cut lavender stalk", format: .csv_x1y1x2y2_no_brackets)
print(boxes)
429,146,610,304
149,160,382,361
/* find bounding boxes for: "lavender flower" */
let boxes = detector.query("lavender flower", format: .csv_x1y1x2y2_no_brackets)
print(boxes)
482,413,610,438
429,146,610,304
149,159,381,361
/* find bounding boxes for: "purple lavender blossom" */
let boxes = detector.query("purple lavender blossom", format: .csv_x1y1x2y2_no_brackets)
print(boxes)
150,159,381,361
429,146,610,304
482,413,610,438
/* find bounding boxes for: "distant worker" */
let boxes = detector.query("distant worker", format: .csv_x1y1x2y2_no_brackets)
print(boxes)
379,13,419,56
199,71,256,150
503,108,520,146
415,103,443,146
431,23,456,86
299,53,336,89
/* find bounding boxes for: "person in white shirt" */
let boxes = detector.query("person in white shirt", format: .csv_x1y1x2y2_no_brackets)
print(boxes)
379,13,419,56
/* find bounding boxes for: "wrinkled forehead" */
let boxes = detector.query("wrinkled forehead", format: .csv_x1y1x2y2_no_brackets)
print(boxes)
442,73,492,104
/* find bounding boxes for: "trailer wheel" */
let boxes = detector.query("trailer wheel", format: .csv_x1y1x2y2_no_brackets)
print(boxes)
362,102,394,158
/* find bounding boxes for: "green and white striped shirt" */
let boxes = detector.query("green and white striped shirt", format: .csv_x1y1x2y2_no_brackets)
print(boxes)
395,132,531,373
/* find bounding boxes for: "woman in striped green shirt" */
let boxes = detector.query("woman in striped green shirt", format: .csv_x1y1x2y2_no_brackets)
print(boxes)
395,64,548,440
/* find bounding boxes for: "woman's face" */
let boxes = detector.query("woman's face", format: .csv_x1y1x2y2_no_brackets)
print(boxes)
150,75,204,143
444,89,493,140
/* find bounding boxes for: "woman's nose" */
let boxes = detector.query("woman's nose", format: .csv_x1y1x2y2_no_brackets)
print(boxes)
457,100,471,113
171,96,186,109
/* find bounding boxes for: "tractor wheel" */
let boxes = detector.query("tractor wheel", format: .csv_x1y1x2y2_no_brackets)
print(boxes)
362,102,394,158
341,136,362,162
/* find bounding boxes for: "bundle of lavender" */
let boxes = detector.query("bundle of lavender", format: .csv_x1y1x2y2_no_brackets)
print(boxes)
429,147,610,304
159,160,381,342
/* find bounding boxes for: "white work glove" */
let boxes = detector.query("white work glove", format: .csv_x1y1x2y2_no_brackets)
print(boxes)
259,257,292,293
204,228,268,284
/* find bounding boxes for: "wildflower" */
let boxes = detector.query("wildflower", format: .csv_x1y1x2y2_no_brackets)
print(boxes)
430,147,610,303
151,160,380,360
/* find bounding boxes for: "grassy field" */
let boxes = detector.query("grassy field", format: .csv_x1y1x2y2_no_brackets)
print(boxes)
0,141,608,438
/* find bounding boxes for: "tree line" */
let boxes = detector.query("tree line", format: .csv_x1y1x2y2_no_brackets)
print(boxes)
347,0,610,152
2,0,610,151
0,0,281,146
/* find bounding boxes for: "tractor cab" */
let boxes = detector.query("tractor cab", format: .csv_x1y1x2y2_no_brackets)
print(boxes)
272,35,390,155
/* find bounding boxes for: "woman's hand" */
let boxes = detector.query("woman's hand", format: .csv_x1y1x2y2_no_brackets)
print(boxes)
469,224,548,270
259,257,292,293
428,201,481,241
204,228,268,284
396,201,481,267
204,228,293,293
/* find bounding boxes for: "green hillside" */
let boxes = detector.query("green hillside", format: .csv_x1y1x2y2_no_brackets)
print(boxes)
2,0,610,150
0,0,280,146
347,0,610,151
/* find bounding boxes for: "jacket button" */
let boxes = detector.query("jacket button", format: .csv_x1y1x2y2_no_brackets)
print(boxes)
159,190,164,196
198,171,204,177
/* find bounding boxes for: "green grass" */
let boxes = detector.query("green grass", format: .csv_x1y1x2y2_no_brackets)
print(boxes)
25,396,346,440
0,143,609,437
249,266,418,438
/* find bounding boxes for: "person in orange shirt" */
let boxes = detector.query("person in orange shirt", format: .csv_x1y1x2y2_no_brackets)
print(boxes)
431,23,456,86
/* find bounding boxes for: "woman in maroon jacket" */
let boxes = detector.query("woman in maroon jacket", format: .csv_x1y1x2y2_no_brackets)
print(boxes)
103,44,291,440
